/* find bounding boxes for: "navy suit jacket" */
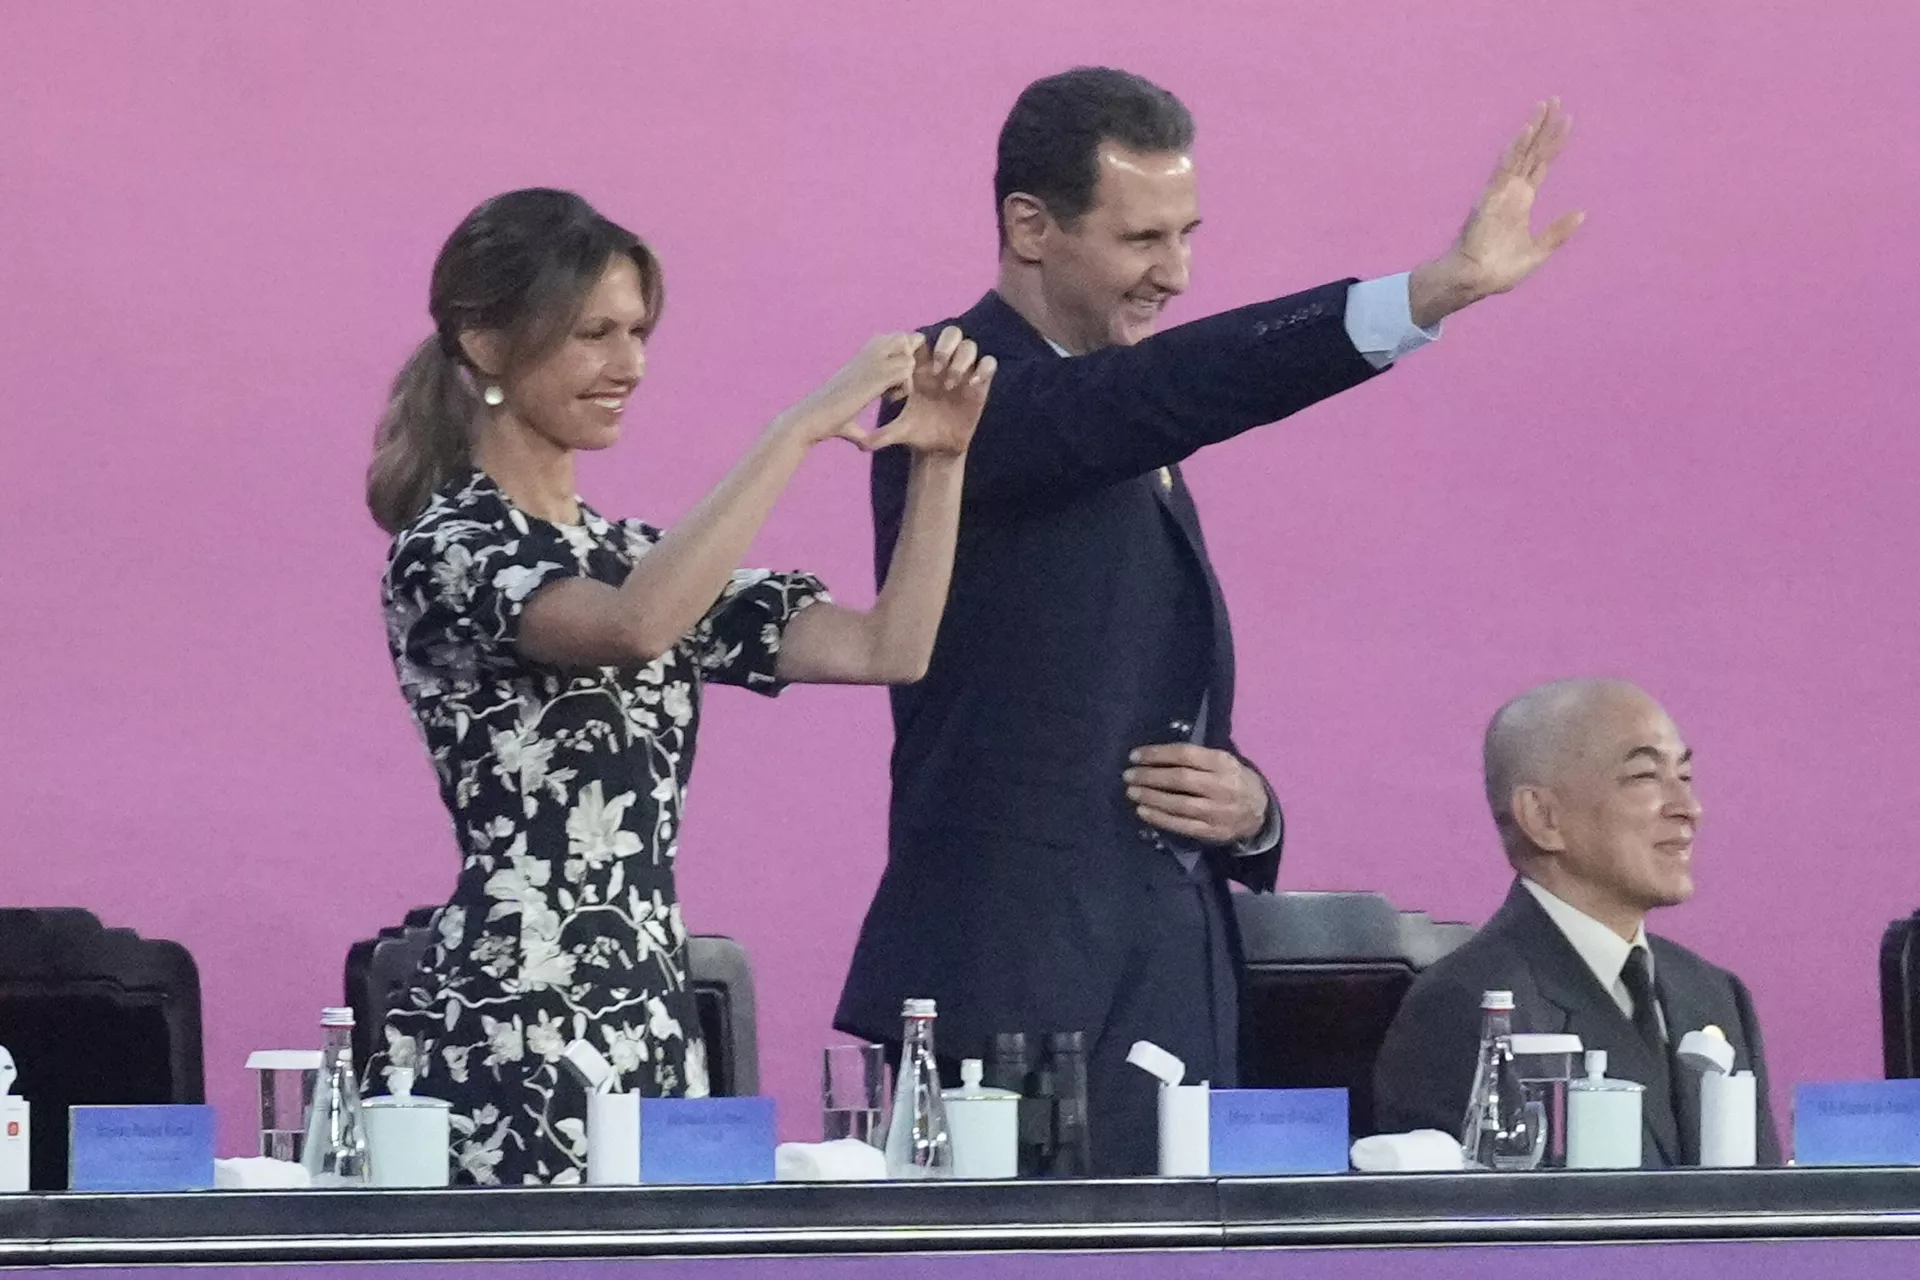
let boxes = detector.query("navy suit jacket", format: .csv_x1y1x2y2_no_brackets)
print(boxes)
1373,879,1782,1167
833,284,1382,1056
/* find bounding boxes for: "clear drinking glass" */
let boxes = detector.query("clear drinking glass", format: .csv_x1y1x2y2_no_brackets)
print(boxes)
246,1050,320,1162
1510,1035,1582,1168
822,1043,886,1147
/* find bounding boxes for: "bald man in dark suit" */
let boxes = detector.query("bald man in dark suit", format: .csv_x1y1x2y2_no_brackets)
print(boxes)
1373,679,1780,1166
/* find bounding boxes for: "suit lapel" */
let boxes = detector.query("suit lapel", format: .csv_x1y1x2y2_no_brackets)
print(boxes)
972,290,1239,748
1152,464,1236,744
1498,884,1681,1165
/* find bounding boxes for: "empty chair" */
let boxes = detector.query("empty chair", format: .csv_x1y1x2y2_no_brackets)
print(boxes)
1882,910,1920,1079
1234,891,1473,1139
346,913,759,1096
0,908,204,1189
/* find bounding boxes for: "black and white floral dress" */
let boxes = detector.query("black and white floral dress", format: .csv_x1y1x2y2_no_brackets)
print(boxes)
377,469,826,1185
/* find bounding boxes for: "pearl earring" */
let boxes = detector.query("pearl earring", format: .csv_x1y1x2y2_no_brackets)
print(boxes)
482,384,505,407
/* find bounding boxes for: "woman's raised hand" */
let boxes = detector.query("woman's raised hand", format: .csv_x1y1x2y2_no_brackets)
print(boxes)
783,332,925,447
864,326,996,458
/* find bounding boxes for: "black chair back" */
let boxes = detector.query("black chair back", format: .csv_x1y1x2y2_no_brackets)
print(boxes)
1881,911,1920,1078
686,935,759,1097
344,922,437,1076
1234,891,1472,1139
0,908,204,1189
346,914,759,1096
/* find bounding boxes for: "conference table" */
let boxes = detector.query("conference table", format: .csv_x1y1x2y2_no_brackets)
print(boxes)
4,1166,1919,1277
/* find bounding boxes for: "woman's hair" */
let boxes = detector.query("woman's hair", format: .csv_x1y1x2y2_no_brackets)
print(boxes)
366,188,665,533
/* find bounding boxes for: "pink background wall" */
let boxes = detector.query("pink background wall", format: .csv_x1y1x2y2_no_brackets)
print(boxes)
3,1,1917,1152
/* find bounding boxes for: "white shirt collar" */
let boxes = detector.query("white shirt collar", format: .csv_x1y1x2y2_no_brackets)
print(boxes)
1043,336,1071,358
1520,877,1653,997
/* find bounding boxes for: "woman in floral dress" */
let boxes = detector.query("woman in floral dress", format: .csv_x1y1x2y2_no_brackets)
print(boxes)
365,188,993,1184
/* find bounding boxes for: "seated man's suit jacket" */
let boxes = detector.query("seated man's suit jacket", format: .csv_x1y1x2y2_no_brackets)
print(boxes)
1373,878,1781,1167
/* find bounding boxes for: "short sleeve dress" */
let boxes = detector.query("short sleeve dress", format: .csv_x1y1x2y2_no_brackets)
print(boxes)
377,469,827,1185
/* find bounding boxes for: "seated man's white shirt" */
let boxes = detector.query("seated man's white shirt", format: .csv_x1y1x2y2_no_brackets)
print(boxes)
1521,877,1669,1040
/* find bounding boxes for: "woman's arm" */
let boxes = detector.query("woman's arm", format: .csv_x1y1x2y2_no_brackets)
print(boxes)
516,334,923,668
775,330,995,685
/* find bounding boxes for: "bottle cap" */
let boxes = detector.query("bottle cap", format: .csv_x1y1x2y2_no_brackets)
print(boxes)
902,998,937,1018
1126,1039,1187,1087
1677,1028,1737,1076
1585,1049,1608,1078
1480,990,1515,1011
990,1031,1028,1062
960,1058,983,1089
320,1006,355,1028
561,1039,618,1094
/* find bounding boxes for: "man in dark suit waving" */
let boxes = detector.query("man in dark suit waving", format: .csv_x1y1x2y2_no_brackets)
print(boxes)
835,67,1582,1174
1373,679,1781,1166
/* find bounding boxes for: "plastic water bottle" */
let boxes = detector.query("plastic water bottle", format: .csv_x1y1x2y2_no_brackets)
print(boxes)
301,1007,369,1186
883,999,953,1178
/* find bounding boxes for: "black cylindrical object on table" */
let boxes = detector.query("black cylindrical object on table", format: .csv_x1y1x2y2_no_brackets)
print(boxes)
1044,1031,1091,1177
986,1031,1051,1176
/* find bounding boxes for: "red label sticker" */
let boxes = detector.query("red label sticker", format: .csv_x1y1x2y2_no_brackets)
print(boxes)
4,1121,17,1138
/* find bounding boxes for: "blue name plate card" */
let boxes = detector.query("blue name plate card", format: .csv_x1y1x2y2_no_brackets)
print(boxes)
1209,1088,1349,1175
1794,1080,1920,1166
640,1097,775,1184
69,1104,216,1191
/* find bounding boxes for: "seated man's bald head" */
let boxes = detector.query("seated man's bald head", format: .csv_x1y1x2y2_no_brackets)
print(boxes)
1484,678,1646,859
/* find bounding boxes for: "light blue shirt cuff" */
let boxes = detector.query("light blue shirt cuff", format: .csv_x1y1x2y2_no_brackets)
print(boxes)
1233,777,1283,857
1344,272,1443,370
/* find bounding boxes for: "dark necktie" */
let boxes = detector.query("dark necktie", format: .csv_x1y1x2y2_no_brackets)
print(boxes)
1620,946,1665,1050
1620,944,1686,1158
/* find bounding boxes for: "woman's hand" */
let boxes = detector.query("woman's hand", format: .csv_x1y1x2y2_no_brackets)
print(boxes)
779,333,925,447
770,325,994,688
865,326,996,458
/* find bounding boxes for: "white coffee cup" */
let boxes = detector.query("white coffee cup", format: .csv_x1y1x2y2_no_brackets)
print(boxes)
1157,1082,1211,1177
943,1059,1019,1178
587,1091,641,1185
362,1071,451,1187
1566,1051,1643,1170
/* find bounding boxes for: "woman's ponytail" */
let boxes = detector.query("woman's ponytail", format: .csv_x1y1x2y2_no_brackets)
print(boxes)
366,335,478,535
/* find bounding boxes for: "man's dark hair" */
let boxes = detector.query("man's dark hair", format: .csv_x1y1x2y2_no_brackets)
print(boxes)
994,67,1194,247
